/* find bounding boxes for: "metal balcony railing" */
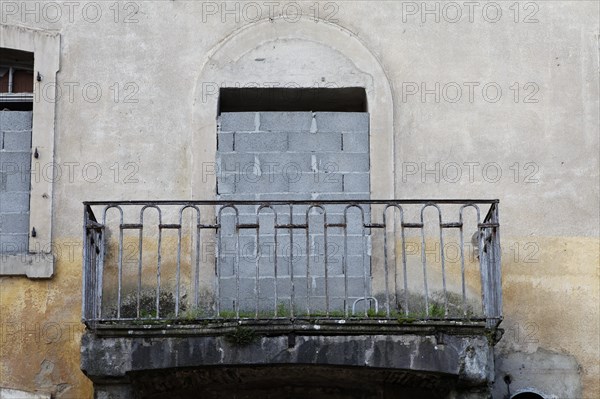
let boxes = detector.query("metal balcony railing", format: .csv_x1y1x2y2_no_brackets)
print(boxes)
82,200,501,329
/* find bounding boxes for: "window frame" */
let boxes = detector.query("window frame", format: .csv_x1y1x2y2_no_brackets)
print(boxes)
0,24,60,278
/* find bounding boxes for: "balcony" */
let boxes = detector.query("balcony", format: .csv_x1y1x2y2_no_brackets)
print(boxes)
80,199,502,398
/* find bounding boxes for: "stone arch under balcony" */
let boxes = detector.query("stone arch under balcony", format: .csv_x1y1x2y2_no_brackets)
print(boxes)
82,330,494,398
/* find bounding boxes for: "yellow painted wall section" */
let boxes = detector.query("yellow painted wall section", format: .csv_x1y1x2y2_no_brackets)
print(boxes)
1,238,93,398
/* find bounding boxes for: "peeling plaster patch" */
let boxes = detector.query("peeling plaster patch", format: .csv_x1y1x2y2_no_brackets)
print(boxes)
461,346,486,382
462,343,490,385
33,360,54,388
55,384,72,397
364,339,374,366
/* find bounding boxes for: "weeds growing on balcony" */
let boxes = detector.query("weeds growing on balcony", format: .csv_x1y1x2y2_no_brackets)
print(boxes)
224,327,258,347
109,291,186,319
104,288,478,325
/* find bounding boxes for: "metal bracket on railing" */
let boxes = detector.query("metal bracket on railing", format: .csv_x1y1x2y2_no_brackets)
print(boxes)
352,297,378,315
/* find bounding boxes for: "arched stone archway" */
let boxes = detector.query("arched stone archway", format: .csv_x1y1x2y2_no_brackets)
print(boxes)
129,365,455,399
191,16,395,200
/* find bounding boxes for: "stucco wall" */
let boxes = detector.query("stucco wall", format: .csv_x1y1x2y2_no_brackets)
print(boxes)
0,1,598,398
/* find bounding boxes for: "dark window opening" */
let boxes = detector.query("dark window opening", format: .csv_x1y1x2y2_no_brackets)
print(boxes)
0,48,34,111
0,102,33,111
218,87,367,114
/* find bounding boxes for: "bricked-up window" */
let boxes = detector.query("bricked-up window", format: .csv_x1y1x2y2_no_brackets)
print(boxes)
0,111,32,254
215,88,371,313
0,48,33,254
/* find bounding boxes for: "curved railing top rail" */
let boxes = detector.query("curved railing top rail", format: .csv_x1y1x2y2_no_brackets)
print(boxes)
84,199,499,206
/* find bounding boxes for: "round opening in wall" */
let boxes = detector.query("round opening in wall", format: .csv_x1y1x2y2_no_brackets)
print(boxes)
511,392,545,399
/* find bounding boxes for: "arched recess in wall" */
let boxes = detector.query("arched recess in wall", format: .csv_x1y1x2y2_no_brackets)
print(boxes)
191,16,395,200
